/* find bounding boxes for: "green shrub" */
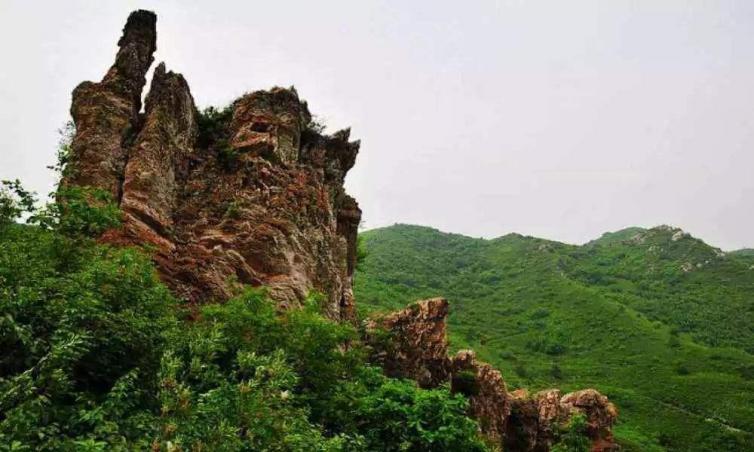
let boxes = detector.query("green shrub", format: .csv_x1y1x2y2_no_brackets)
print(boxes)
197,105,233,149
0,225,174,448
552,413,590,452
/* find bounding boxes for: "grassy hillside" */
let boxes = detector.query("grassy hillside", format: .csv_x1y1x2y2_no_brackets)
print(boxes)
354,224,754,451
731,249,754,267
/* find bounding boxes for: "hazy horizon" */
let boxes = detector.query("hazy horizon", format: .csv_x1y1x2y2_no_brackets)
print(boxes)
2,1,753,250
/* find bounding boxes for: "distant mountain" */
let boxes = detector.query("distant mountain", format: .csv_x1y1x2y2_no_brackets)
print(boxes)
731,249,754,267
355,224,754,451
587,226,647,246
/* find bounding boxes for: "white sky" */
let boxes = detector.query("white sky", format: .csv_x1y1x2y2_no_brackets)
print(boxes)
1,0,753,250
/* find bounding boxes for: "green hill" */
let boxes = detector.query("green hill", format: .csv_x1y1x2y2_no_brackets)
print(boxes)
587,227,647,246
731,249,754,267
354,224,754,451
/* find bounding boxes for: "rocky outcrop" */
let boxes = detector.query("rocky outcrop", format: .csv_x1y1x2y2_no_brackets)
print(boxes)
119,62,197,252
65,10,156,198
64,11,360,320
451,350,511,445
506,389,618,451
561,390,619,451
367,298,618,451
364,298,451,387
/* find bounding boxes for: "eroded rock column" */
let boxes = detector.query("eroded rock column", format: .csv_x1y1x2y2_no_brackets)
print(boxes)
120,63,197,251
64,10,157,198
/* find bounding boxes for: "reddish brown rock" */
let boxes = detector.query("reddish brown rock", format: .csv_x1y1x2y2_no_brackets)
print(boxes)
505,388,619,452
367,298,619,451
166,89,360,318
451,350,511,445
561,389,619,451
66,10,156,198
228,88,307,164
62,11,361,320
119,62,197,252
365,298,451,387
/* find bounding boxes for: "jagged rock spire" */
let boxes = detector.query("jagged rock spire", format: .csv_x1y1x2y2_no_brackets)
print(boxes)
104,9,157,114
64,10,157,198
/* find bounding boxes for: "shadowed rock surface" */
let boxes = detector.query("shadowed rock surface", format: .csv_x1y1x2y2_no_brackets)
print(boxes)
506,388,618,451
64,10,360,320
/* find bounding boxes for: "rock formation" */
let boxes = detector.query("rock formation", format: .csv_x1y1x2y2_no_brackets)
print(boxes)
364,298,452,387
366,298,618,451
451,350,512,446
64,10,360,320
65,11,617,450
505,388,618,451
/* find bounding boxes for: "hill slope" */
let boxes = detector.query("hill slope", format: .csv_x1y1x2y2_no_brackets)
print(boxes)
355,224,754,451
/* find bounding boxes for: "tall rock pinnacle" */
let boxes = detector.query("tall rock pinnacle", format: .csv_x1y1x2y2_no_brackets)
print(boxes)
63,11,361,321
65,10,157,198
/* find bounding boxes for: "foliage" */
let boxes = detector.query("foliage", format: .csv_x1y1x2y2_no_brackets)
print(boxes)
0,197,489,450
333,372,487,452
552,413,590,452
0,180,37,225
0,223,174,449
355,235,368,271
43,187,121,238
196,105,233,149
355,224,754,451
47,120,75,179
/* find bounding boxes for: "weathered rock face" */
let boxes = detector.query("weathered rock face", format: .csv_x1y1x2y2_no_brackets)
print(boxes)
505,388,619,452
451,350,511,445
367,298,618,451
365,298,451,387
65,10,156,198
561,389,619,451
64,10,361,320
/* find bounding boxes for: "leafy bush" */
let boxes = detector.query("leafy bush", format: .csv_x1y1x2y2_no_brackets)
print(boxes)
0,225,174,449
196,105,233,149
552,413,590,452
0,180,36,226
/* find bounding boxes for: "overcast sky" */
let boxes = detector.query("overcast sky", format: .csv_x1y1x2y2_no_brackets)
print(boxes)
1,1,753,250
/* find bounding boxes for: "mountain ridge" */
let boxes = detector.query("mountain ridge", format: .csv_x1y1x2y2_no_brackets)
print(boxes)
365,223,750,253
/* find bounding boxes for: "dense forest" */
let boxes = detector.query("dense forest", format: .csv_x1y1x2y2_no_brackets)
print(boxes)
355,224,754,451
